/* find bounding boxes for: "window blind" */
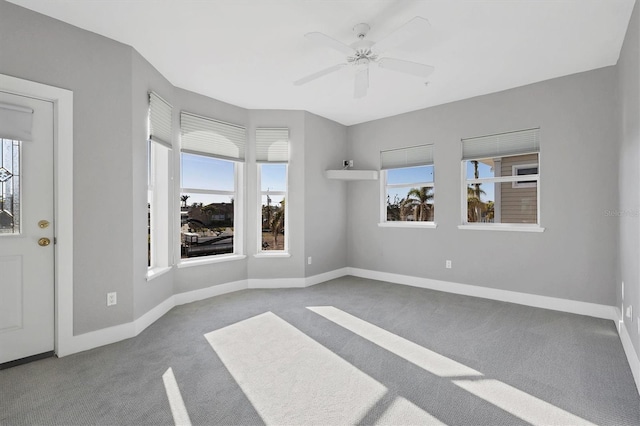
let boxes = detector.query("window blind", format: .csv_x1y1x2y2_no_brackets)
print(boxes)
0,102,33,141
381,144,433,170
256,128,289,163
148,92,172,148
180,111,245,161
462,128,539,160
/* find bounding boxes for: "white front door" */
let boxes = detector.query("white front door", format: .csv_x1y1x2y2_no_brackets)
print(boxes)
0,92,54,365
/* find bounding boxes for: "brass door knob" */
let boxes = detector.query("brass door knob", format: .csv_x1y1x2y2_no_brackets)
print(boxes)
38,237,51,247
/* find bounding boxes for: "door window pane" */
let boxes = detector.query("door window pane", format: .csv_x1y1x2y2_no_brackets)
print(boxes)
0,139,20,234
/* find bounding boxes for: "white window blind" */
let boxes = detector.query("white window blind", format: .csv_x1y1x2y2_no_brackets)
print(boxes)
180,111,245,161
381,144,433,170
462,128,539,160
256,128,289,163
148,92,172,148
0,102,33,141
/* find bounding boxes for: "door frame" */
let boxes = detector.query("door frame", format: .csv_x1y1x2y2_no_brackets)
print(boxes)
0,74,74,358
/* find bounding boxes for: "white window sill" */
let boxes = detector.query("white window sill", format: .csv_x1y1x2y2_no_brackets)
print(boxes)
178,254,247,268
254,252,291,258
146,266,172,281
457,224,545,233
378,222,438,229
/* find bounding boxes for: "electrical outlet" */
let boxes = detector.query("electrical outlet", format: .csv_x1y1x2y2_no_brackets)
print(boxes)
107,292,117,307
625,304,633,319
348,160,354,167
308,256,312,265
622,281,625,300
637,317,640,335
445,260,452,269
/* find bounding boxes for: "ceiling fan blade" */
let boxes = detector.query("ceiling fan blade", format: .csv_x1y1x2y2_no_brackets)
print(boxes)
305,32,356,56
354,67,369,98
371,16,430,54
378,57,434,78
294,63,347,86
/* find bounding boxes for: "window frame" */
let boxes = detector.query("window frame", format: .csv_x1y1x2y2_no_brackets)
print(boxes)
147,139,172,278
379,164,436,229
460,153,543,232
179,153,244,264
256,163,289,255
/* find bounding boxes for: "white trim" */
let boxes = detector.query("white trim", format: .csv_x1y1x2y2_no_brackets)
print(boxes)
146,266,172,281
257,163,289,253
248,277,306,288
0,74,74,360
177,254,247,268
466,175,539,185
305,267,349,287
347,267,617,321
253,252,291,258
379,222,437,229
173,280,248,306
458,224,545,232
134,296,175,335
617,310,640,395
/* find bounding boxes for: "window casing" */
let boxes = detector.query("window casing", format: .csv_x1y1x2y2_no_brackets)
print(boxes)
179,112,245,261
255,127,289,254
258,163,288,252
380,144,435,227
180,153,242,259
148,140,172,270
461,128,541,229
147,92,173,273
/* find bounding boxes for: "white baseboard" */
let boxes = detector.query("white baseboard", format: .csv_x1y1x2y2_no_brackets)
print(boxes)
134,297,176,335
246,268,350,289
57,322,136,357
306,267,350,287
174,280,248,305
347,267,618,321
57,270,343,357
58,267,624,363
616,309,640,395
248,277,305,288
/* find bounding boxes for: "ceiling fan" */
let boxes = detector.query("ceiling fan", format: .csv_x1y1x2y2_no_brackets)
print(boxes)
294,17,435,98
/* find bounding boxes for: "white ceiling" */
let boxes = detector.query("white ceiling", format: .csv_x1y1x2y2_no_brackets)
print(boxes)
8,0,636,125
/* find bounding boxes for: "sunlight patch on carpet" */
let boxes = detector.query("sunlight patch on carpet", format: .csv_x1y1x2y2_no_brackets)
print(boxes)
205,312,442,425
162,367,192,426
307,306,482,378
453,379,596,426
308,306,597,426
375,396,445,425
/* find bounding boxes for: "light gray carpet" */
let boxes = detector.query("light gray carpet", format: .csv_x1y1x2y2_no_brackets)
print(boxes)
1,276,639,425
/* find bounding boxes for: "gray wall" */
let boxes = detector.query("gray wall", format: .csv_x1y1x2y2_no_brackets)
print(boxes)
347,67,619,305
617,2,640,359
304,112,349,277
0,1,136,334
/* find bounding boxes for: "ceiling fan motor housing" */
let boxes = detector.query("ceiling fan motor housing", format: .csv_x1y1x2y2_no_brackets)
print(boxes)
352,23,370,39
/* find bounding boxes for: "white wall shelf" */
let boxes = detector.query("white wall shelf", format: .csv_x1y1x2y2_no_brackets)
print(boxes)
325,169,378,181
